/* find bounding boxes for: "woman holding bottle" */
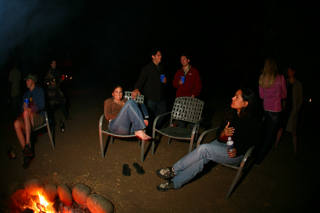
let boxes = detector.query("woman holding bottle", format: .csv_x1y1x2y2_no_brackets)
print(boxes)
155,88,262,191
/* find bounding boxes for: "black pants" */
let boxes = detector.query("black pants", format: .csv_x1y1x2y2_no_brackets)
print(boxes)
50,91,69,120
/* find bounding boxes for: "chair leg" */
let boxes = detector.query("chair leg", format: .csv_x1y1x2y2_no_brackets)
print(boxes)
168,138,171,145
225,168,242,199
140,140,145,162
111,136,114,144
188,140,194,153
46,122,55,149
152,129,156,156
99,132,105,158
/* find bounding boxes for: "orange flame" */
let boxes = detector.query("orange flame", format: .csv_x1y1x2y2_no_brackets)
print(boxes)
27,192,55,213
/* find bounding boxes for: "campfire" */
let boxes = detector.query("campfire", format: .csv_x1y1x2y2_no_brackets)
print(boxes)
6,179,113,213
23,192,55,213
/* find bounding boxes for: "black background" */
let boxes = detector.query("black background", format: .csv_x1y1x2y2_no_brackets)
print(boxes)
1,0,319,105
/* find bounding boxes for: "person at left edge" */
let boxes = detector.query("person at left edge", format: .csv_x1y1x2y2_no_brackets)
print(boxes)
14,74,45,169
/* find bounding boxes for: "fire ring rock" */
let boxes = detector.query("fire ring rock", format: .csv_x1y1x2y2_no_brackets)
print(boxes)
43,183,58,203
87,194,113,213
24,179,43,196
72,183,91,204
57,184,73,206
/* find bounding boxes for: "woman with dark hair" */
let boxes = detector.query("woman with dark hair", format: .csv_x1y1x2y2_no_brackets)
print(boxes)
155,88,262,192
255,58,287,164
104,85,151,140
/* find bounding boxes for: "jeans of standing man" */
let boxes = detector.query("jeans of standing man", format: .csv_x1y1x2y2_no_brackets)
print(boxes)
108,100,146,135
55,90,70,120
146,99,167,129
172,140,243,189
254,110,281,165
178,121,195,130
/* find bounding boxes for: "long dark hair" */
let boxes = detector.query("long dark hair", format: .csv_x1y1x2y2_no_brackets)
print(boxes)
225,87,259,122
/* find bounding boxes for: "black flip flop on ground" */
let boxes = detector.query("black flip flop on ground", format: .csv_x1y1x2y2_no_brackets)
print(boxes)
133,163,145,175
122,164,131,176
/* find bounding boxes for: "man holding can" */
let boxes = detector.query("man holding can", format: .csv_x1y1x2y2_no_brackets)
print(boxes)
172,54,202,128
131,49,167,131
14,74,45,169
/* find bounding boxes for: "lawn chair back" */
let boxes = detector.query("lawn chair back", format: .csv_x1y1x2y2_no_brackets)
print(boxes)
124,91,144,104
171,97,204,124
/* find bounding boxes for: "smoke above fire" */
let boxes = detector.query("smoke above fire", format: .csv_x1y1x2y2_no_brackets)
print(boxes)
0,0,85,75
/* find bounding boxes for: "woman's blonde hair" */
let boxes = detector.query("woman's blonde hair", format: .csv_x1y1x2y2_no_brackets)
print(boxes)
259,58,279,89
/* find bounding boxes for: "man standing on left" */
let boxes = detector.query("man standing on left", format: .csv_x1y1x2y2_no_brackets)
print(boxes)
14,74,45,169
132,49,167,130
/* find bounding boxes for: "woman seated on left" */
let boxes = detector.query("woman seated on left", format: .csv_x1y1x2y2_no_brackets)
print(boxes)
103,85,151,140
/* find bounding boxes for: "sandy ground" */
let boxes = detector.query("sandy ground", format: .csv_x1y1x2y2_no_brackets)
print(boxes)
1,86,318,213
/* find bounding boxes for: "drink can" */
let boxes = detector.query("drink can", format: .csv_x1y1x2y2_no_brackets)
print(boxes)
160,75,165,82
180,76,186,84
226,141,234,153
24,99,29,108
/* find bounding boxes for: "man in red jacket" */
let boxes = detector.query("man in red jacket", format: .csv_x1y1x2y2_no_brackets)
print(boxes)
173,54,202,98
172,54,202,129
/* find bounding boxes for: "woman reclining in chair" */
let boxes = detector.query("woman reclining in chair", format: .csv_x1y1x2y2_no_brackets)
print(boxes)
104,85,151,140
155,87,262,191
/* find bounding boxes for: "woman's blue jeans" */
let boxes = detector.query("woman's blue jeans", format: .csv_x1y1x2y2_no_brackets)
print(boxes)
108,100,146,135
172,140,243,189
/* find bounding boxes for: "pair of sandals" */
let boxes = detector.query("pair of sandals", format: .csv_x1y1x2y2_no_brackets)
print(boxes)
122,163,145,176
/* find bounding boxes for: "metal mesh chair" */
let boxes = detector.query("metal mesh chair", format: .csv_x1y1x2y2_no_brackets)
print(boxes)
32,110,55,149
152,97,204,154
99,91,147,162
196,128,255,199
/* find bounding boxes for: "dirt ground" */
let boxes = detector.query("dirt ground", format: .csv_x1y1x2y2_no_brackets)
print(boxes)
1,86,318,213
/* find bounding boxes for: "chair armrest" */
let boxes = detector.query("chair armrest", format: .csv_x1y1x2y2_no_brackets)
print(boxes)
99,114,108,131
241,146,255,166
196,127,219,147
191,117,204,135
153,111,172,130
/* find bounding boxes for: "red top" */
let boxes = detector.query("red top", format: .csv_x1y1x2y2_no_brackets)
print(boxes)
172,66,202,97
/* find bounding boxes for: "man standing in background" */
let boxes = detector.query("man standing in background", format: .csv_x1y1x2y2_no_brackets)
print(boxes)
132,49,167,130
172,54,202,128
8,62,21,118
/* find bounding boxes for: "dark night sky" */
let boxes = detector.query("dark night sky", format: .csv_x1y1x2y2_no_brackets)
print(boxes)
1,0,319,101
